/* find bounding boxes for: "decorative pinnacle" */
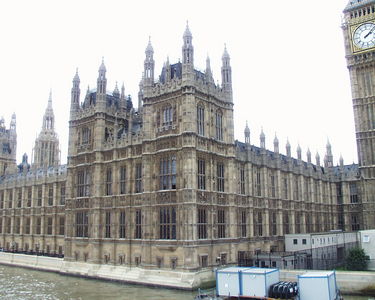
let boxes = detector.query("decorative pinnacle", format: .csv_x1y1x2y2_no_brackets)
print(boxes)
222,43,230,59
73,68,80,82
99,57,106,72
183,20,192,38
48,89,52,107
146,36,153,53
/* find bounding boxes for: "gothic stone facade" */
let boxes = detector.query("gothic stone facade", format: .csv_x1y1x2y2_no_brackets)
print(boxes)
0,18,370,274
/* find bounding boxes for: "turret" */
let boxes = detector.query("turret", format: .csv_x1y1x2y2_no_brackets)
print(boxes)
113,82,120,98
325,139,333,167
339,154,344,167
244,121,250,144
42,91,55,131
273,133,279,154
260,127,265,149
286,139,291,157
297,144,302,160
96,58,107,108
182,22,194,78
316,152,321,166
221,44,232,101
32,92,60,169
10,113,16,132
307,148,312,163
205,55,213,83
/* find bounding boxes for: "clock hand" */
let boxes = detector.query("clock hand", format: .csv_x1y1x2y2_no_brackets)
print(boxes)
364,26,375,39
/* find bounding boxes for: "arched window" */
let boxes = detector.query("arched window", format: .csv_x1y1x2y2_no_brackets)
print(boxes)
215,110,223,141
162,106,173,126
197,105,205,136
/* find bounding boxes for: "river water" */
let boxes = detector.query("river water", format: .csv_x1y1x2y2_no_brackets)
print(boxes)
0,265,372,300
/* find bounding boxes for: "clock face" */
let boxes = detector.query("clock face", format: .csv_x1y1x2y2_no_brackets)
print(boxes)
353,23,375,49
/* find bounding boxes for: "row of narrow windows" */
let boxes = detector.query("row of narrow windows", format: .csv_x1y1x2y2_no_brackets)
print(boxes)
0,209,361,241
350,5,375,18
0,216,64,235
0,185,65,208
0,171,359,208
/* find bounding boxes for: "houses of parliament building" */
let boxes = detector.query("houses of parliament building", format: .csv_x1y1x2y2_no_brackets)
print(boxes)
0,0,374,286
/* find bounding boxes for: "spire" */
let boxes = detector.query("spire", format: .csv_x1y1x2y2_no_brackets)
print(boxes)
146,36,153,54
307,148,312,163
221,44,232,100
144,37,155,86
113,82,120,97
71,68,81,113
339,154,344,167
183,20,192,38
222,44,230,60
48,89,52,108
97,57,107,96
325,138,333,167
33,91,60,169
182,21,194,66
73,68,80,84
205,55,213,82
297,144,302,160
42,91,55,131
99,57,106,73
316,152,321,166
121,82,125,98
10,113,16,131
260,127,265,149
286,138,291,157
273,133,279,154
121,82,127,111
244,121,250,144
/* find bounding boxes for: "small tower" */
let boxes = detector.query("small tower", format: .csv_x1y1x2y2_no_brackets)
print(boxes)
273,133,279,154
260,127,266,149
297,144,302,160
32,91,60,169
307,148,312,163
221,44,233,101
286,139,291,157
182,22,194,76
244,122,250,144
71,68,80,114
144,37,155,86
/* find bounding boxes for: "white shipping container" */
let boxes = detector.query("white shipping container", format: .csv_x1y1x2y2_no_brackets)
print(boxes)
298,271,337,300
216,267,248,297
240,268,279,298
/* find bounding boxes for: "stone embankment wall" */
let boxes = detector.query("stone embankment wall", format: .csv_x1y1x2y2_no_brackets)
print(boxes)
0,252,374,295
0,252,213,290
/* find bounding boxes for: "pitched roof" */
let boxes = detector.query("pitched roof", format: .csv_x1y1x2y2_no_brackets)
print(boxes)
344,0,375,12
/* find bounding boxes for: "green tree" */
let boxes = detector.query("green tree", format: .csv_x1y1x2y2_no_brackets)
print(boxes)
346,247,368,271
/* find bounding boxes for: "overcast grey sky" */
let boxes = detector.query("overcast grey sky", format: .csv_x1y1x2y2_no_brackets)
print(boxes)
0,0,356,165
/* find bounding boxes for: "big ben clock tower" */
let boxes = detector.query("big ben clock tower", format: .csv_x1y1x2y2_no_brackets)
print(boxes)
343,0,375,229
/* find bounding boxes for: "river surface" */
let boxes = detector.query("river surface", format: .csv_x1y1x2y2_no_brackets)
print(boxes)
0,264,372,300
